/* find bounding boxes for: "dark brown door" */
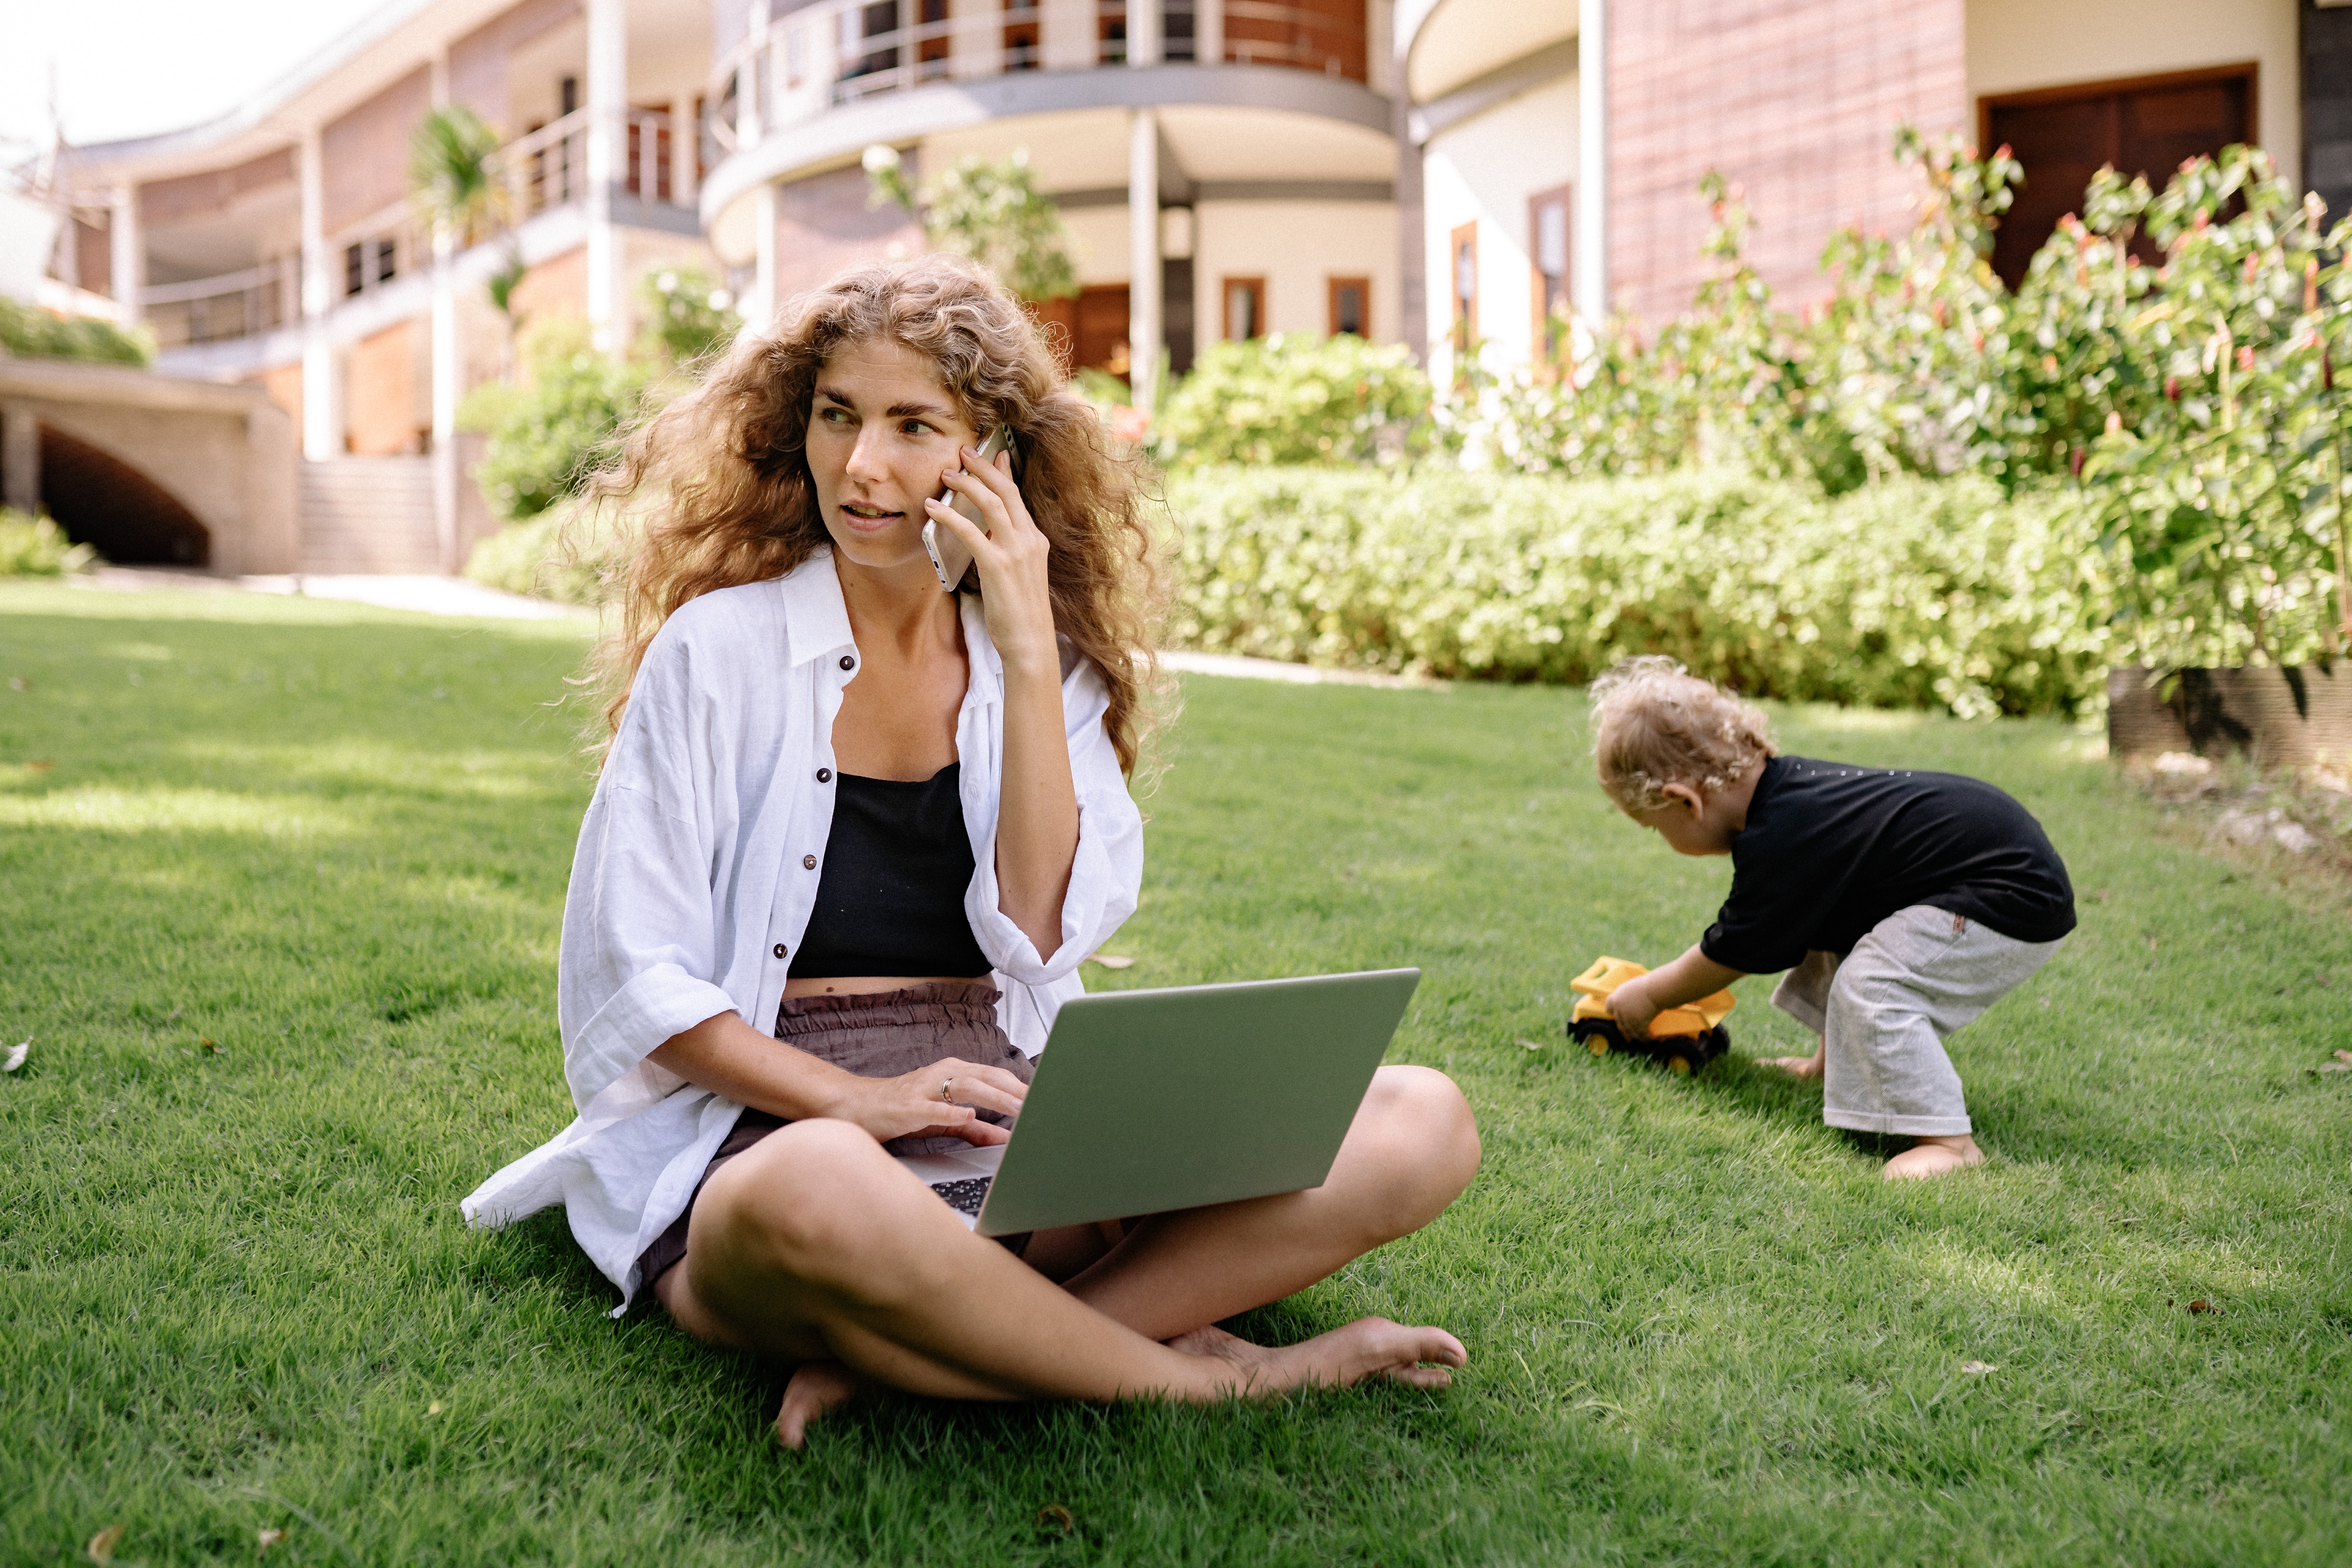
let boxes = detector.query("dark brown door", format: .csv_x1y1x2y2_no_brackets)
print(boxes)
1074,284,1131,380
1985,66,2253,290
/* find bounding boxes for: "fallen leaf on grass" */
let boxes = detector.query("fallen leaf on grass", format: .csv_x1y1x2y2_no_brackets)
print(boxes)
86,1524,124,1564
1517,1038,1546,1052
1083,953,1135,970
1035,1504,1074,1534
27,759,52,771
3,1040,27,1073
200,1037,223,1056
8,676,25,692
1960,1361,1998,1374
257,1528,285,1552
426,1400,445,1417
2188,1299,2216,1315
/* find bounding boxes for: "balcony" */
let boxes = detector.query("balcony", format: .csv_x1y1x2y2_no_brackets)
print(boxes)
707,0,1370,160
142,107,698,353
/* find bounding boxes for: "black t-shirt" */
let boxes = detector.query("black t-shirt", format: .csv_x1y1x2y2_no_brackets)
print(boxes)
1700,756,2076,974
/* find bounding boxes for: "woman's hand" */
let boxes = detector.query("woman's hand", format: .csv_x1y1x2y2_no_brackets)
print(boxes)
926,446,1058,680
929,443,1080,957
815,1056,1031,1147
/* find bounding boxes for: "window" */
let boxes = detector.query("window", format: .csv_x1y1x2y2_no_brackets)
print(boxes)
1098,0,1126,64
1328,276,1368,338
918,0,951,78
1983,64,2254,290
1003,0,1040,70
343,242,364,298
1161,0,1195,62
1223,276,1265,341
1529,184,1571,358
1449,221,1477,352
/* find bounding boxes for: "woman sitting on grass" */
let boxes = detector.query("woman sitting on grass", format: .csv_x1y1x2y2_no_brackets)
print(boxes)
464,255,1480,1446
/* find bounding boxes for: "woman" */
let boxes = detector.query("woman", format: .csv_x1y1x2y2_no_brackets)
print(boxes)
464,256,1482,1447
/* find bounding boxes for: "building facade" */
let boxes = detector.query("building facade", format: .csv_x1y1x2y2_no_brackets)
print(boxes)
27,0,2352,572
1402,0,2342,379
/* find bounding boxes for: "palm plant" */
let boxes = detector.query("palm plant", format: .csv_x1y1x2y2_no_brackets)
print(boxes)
409,105,510,247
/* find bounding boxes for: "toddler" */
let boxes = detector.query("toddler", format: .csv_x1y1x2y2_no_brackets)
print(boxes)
1588,659,2075,1179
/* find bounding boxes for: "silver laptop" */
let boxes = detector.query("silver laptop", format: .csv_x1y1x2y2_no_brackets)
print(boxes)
894,968,1421,1237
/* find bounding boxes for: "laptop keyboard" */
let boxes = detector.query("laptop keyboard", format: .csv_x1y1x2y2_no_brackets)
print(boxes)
929,1177,993,1216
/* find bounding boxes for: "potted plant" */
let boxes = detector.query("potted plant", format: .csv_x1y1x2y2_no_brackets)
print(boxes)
2080,148,2352,767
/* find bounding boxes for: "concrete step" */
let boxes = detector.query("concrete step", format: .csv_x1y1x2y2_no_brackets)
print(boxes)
299,456,438,574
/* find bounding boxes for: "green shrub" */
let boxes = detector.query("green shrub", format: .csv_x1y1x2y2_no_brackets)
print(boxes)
1156,334,1430,467
458,318,650,521
638,266,741,370
1165,466,2106,719
0,509,96,576
0,298,152,366
461,502,632,606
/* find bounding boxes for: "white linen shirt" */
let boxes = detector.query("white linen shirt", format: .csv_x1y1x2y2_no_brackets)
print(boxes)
459,551,1144,1311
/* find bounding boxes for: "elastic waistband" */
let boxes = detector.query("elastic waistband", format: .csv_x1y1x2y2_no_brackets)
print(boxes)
775,980,1003,1035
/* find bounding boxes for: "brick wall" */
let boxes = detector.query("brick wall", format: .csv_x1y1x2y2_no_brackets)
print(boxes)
1607,0,1967,321
345,321,423,455
771,163,925,308
322,67,433,234
450,0,583,134
140,148,297,229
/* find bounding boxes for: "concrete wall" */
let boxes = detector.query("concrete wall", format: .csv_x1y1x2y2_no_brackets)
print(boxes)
1192,199,1399,343
1608,0,1968,321
0,359,298,576
1421,71,1577,375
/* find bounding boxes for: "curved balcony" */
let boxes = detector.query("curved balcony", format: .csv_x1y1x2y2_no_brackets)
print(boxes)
699,0,1390,231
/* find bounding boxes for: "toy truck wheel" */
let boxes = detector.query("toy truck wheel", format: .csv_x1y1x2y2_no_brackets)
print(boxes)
1588,1036,1610,1056
1666,1054,1693,1076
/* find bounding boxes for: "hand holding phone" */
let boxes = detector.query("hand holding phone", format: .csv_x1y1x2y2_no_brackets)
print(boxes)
922,427,1017,592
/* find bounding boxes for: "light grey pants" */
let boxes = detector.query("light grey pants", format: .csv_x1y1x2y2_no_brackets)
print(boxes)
1770,904,2062,1138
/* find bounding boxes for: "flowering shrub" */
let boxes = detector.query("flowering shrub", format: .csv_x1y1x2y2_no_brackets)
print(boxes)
1154,334,1430,466
457,318,652,521
1165,465,2106,719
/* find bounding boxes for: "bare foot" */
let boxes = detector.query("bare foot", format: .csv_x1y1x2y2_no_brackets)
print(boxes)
773,1359,868,1449
1763,1046,1825,1080
1172,1317,1466,1395
1882,1134,1983,1181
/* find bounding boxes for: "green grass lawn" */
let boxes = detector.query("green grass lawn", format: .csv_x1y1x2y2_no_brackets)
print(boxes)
3,580,2347,1567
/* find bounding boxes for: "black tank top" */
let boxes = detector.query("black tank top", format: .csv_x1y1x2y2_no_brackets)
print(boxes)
789,763,993,980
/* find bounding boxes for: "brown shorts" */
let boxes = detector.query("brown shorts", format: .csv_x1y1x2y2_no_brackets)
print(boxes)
633,980,1036,1298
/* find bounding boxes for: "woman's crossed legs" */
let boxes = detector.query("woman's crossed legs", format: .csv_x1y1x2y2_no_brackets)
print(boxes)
654,1065,1482,1446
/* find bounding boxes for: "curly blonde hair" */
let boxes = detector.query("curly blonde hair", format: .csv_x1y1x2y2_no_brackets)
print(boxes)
577,254,1165,773
1588,657,1775,811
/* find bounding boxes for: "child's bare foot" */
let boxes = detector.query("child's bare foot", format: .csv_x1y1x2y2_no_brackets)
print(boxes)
1882,1134,1982,1180
1763,1045,1825,1080
1171,1317,1465,1394
774,1359,867,1449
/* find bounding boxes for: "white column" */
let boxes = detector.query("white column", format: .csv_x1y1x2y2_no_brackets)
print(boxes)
2,403,39,515
669,93,699,209
1127,109,1161,414
1573,0,1608,327
1198,0,1222,65
747,181,778,330
108,185,143,328
299,127,340,461
586,0,628,350
1129,0,1160,65
740,0,770,145
430,49,460,572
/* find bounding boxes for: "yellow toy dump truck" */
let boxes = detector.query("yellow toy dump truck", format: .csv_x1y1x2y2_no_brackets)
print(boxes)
1568,956,1735,1076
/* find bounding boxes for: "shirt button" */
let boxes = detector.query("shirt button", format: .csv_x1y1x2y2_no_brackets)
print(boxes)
802,854,818,869
839,655,855,671
816,768,831,783
773,942,787,959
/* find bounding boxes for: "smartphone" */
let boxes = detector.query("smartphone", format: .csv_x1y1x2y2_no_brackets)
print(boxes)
922,426,1017,593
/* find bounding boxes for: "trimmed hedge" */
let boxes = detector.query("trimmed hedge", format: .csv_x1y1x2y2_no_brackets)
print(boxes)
0,510,94,577
1164,466,2108,719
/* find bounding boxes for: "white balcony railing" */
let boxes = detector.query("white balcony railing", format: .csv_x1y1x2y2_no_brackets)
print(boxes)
708,0,1363,157
143,108,699,351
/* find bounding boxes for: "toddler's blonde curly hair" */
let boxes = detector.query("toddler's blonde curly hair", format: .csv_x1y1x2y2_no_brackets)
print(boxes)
1588,657,1775,812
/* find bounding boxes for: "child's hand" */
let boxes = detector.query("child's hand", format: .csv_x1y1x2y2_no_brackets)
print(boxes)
1607,975,1661,1038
